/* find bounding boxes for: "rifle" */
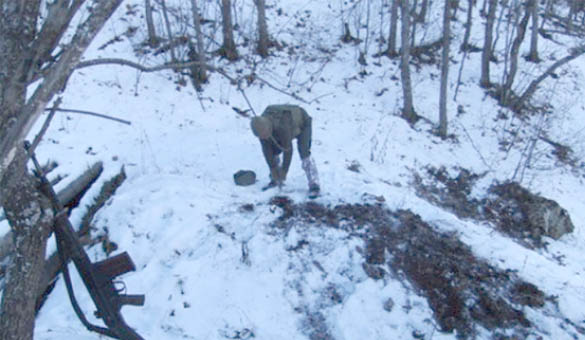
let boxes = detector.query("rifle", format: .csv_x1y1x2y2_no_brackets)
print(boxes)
27,143,145,340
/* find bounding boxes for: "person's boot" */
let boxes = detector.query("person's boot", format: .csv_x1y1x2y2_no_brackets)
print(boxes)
302,157,320,197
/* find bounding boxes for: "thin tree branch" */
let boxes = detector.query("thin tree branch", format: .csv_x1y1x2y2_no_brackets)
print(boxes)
517,45,585,107
238,84,258,116
28,97,62,156
1,0,123,181
76,58,234,80
254,75,309,104
45,108,132,125
76,58,310,108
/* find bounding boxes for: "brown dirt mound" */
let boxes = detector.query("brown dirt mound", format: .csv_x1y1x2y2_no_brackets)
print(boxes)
268,196,544,339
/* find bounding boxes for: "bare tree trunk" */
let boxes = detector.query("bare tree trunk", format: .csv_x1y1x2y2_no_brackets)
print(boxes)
400,0,417,124
439,0,451,139
461,0,475,51
527,0,539,62
0,151,53,340
0,8,50,338
540,0,554,29
410,0,418,47
386,0,399,56
220,0,238,61
503,2,530,101
568,0,576,32
160,0,177,64
190,0,208,89
480,0,497,88
419,0,430,22
145,0,159,47
255,0,270,58
0,2,123,338
501,2,530,105
481,0,488,15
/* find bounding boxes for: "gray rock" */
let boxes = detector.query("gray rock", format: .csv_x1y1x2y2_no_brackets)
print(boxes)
526,196,574,240
491,182,574,240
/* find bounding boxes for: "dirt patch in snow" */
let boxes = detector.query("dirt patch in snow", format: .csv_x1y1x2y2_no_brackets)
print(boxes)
268,196,545,339
413,166,575,248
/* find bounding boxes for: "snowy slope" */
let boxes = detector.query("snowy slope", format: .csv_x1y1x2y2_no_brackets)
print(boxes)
3,0,583,339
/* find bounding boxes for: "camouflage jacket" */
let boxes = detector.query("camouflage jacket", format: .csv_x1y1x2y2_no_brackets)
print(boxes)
258,104,310,179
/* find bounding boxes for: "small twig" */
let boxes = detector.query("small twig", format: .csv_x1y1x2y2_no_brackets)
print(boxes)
29,97,62,155
238,83,257,116
308,92,334,104
254,75,309,104
46,108,132,125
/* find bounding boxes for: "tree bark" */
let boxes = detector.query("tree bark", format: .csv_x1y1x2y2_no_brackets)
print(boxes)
1,0,122,182
189,0,208,89
386,0,399,56
461,0,475,51
255,0,270,58
418,0,429,23
400,0,417,124
540,0,553,30
527,0,539,62
0,1,123,338
410,0,418,47
0,150,54,340
0,162,103,263
145,0,159,47
567,0,576,32
480,0,497,88
160,0,177,64
439,1,452,139
220,0,239,61
502,2,530,105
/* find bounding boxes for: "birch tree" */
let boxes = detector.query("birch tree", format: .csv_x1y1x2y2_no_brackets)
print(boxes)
0,1,123,339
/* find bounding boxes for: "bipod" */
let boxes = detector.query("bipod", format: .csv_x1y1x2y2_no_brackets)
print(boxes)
26,143,146,340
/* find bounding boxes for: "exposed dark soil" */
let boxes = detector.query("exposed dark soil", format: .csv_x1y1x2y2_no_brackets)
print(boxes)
268,196,545,339
413,166,574,248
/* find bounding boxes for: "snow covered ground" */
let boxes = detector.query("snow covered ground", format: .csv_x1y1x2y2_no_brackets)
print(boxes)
1,0,585,339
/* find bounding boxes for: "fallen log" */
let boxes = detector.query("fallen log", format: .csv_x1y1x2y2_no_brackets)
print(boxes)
59,161,104,211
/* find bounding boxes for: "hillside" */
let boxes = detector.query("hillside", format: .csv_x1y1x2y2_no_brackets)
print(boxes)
2,0,584,339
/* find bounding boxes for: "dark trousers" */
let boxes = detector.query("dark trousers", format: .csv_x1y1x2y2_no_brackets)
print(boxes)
297,114,312,160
